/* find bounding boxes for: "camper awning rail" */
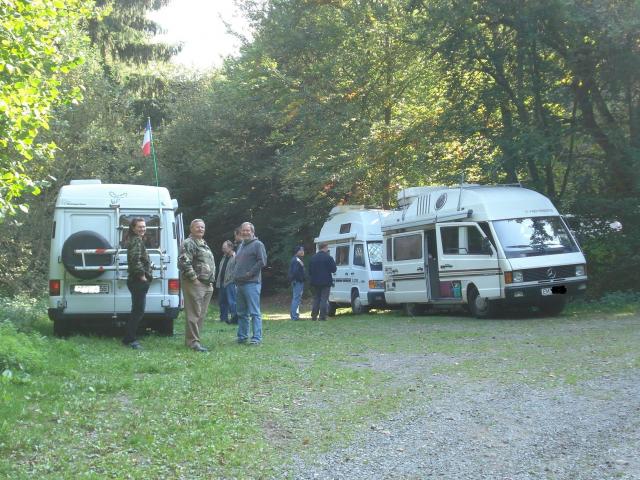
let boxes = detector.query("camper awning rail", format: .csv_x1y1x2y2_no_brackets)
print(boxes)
382,209,473,232
314,233,357,243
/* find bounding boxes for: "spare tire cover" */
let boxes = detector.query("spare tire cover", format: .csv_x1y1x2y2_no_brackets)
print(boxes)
61,230,114,280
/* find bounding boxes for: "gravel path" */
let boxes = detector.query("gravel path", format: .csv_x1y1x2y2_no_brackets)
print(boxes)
281,371,640,479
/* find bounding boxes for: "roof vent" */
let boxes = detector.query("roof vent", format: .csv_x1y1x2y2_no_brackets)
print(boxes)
70,179,102,185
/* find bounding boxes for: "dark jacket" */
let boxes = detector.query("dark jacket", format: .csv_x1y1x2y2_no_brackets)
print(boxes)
309,250,337,287
234,237,267,284
288,256,305,283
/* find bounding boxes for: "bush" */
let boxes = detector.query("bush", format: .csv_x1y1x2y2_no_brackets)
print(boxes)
0,321,45,382
0,295,46,331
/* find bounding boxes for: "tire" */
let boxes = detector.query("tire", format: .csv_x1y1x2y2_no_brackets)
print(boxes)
155,317,174,336
468,286,495,319
61,230,113,280
53,318,71,337
328,302,337,317
403,303,420,317
351,291,367,315
539,299,567,317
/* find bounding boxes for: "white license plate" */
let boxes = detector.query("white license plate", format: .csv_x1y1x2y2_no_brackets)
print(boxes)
541,287,552,296
73,285,107,294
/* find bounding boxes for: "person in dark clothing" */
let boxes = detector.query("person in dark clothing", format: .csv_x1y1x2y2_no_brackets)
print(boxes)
216,240,237,324
288,245,305,320
309,242,337,321
125,217,152,349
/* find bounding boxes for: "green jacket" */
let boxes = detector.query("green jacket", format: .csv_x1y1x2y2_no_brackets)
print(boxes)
127,236,152,281
179,236,216,285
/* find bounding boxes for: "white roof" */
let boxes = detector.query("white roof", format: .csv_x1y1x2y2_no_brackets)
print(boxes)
384,185,558,230
56,182,175,209
314,207,391,243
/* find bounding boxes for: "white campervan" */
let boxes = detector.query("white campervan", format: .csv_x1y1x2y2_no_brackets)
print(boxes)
314,206,392,314
48,180,184,336
382,184,587,317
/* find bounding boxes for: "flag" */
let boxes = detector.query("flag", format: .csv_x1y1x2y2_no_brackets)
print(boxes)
141,119,152,157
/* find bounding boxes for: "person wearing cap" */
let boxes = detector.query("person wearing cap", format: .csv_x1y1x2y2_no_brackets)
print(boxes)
288,245,305,320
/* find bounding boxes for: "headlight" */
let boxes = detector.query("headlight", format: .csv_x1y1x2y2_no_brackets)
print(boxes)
513,271,524,283
575,264,586,276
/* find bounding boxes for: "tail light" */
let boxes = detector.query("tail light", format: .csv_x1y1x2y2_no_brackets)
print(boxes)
168,278,180,295
49,279,61,296
368,280,384,289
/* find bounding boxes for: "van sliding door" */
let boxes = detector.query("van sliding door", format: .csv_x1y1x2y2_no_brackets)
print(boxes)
388,231,428,303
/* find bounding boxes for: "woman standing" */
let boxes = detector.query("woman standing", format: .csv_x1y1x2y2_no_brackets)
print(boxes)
124,217,152,349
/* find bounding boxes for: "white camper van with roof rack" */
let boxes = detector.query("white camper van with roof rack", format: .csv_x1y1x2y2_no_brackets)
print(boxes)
382,184,588,317
48,180,184,336
314,206,392,314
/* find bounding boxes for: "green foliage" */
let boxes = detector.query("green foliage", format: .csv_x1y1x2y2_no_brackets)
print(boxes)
0,0,93,218
0,295,46,330
0,321,44,382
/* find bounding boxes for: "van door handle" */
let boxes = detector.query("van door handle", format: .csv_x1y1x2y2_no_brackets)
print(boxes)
416,267,423,271
441,264,453,269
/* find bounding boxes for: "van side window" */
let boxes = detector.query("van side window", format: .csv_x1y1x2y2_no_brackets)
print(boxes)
386,238,392,262
441,226,488,255
353,244,365,267
339,223,351,234
120,215,161,249
393,234,422,261
478,222,496,248
335,245,350,266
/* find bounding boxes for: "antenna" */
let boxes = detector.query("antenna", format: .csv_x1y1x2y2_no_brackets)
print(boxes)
457,171,465,211
401,187,408,221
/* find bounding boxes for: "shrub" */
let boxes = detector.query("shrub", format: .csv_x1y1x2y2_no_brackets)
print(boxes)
0,321,45,381
0,295,46,331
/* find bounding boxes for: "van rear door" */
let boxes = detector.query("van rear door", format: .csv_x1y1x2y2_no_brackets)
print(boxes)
388,231,428,303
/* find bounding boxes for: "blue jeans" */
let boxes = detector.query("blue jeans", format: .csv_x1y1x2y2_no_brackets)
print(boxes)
219,283,237,322
290,281,304,320
236,282,262,343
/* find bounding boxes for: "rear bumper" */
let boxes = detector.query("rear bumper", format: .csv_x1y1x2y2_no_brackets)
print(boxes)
504,278,587,304
48,307,180,323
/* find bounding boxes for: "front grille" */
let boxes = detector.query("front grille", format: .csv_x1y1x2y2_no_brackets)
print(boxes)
523,265,576,282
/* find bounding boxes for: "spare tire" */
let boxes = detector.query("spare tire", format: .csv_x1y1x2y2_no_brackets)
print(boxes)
61,230,113,280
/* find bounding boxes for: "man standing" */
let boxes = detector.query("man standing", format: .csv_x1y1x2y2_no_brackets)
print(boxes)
309,242,337,321
178,219,216,352
234,222,267,345
288,245,305,321
216,240,237,324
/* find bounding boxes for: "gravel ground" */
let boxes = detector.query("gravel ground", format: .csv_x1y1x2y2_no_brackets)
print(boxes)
281,368,640,480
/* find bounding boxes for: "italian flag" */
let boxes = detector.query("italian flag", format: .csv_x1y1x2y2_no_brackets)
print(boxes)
141,118,152,157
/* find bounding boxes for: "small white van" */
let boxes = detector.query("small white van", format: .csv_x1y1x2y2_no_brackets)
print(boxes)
382,184,588,317
48,180,184,336
314,206,392,314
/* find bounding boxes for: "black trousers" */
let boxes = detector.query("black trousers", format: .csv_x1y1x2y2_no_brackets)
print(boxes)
124,278,150,344
311,285,331,320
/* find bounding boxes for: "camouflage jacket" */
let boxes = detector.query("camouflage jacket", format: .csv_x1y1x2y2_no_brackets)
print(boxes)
179,236,216,285
127,236,152,281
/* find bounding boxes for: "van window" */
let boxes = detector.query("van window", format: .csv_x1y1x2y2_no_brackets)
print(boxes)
441,225,489,255
353,244,365,267
120,215,161,249
339,223,351,234
367,241,383,271
335,245,350,266
386,238,392,262
393,234,422,261
492,216,579,258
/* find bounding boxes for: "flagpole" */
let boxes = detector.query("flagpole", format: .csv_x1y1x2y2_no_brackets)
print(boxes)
148,117,159,187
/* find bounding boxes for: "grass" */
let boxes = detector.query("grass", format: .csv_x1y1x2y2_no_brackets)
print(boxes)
1,296,639,478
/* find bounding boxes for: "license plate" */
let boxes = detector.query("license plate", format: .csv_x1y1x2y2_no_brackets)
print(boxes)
541,287,552,296
73,285,108,294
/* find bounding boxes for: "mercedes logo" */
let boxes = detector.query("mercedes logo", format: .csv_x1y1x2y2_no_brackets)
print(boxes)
546,268,556,279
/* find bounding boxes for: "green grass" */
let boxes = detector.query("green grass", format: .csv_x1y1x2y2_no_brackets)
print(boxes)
1,298,639,478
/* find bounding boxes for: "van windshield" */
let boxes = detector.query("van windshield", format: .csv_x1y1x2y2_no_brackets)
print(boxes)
492,217,579,258
367,241,383,271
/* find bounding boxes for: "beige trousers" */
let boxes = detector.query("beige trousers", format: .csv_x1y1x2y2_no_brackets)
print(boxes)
182,279,213,348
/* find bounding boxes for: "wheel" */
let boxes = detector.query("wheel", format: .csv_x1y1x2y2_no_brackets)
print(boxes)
328,302,337,317
403,303,420,317
155,318,174,336
61,230,113,279
468,286,494,319
53,318,71,337
351,292,367,315
538,299,567,316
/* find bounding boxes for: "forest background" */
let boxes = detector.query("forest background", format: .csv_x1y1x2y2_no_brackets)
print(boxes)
1,0,638,300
